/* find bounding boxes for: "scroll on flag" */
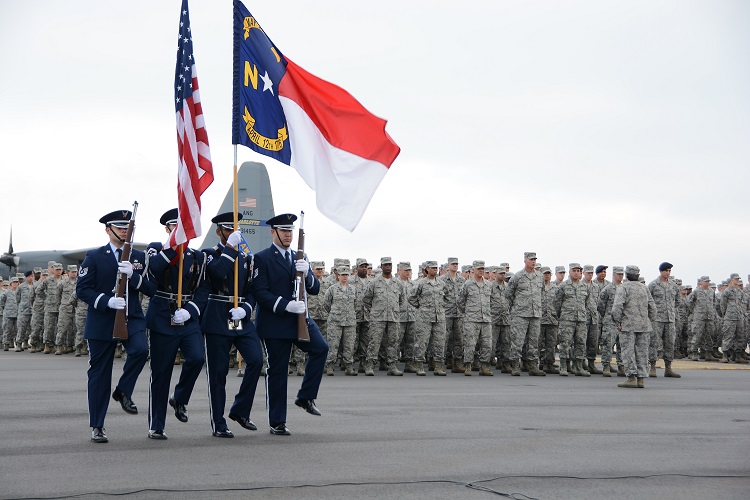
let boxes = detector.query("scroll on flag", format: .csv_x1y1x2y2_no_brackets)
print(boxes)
231,0,400,231
169,0,214,248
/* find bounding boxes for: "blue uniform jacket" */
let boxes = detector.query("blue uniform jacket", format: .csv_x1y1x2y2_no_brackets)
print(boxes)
201,244,256,336
76,245,155,341
145,243,209,335
252,244,319,340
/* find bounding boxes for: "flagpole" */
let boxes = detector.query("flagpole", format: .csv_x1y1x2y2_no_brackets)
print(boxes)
233,145,239,311
176,244,184,308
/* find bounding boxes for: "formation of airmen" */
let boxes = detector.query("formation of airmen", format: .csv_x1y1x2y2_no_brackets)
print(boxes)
2,253,749,389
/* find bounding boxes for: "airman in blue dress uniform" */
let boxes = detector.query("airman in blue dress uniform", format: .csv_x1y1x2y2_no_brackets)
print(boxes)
76,210,156,443
201,212,263,438
252,213,328,436
144,209,208,440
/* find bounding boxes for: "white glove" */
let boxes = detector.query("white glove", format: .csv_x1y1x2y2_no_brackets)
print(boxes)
230,307,246,320
295,259,309,277
172,308,191,324
285,300,306,314
226,231,242,248
118,261,133,278
108,297,126,310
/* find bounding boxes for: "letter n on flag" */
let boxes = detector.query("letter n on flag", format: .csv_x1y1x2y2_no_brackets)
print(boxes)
170,0,214,248
231,0,400,232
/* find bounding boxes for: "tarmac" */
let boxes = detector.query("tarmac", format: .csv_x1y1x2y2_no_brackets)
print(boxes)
1,350,748,500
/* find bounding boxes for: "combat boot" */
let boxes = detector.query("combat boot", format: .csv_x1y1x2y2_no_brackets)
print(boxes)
559,359,568,376
345,364,358,376
55,345,63,355
664,360,681,378
114,345,122,358
403,361,417,373
387,363,403,376
713,347,722,360
500,361,512,374
688,351,698,361
452,359,465,373
602,364,611,377
544,362,559,375
736,351,749,364
575,360,591,377
582,359,589,372
325,363,334,376
428,358,436,371
471,360,480,372
433,363,447,376
364,362,375,376
29,344,38,353
464,363,472,376
511,360,521,376
637,378,645,388
721,351,730,363
297,364,305,376
704,351,716,362
43,344,51,354
82,345,89,355
616,364,625,377
75,346,82,357
479,363,494,376
648,364,657,378
566,358,572,373
528,360,546,376
521,360,529,373
379,360,388,371
587,359,602,374
415,362,426,376
617,375,638,388
15,342,23,352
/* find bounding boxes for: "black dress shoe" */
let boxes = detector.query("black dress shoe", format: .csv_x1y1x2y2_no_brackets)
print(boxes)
212,429,234,438
228,412,257,431
270,424,291,436
295,398,321,416
169,396,188,422
148,429,168,440
91,427,108,443
112,388,138,415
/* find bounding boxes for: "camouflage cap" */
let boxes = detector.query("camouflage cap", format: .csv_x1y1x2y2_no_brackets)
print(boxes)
699,275,710,282
380,256,392,265
534,262,541,269
48,261,56,267
555,266,565,273
356,258,368,267
397,261,412,271
33,267,42,273
486,266,497,273
472,260,485,269
41,270,49,276
16,272,24,279
500,262,509,268
424,260,438,268
497,265,507,274
540,266,551,274
674,278,682,286
9,276,19,283
312,261,325,270
709,282,716,288
67,265,78,272
583,265,594,273
569,263,582,271
638,276,646,283
52,263,63,270
613,266,624,274
685,283,693,288
447,257,458,264
505,271,514,280
337,265,350,275
730,273,740,280
461,265,471,273
524,252,537,260
625,265,640,275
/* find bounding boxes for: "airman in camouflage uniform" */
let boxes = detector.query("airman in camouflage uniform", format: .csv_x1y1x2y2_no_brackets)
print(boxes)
307,261,330,365
647,262,680,378
1,277,19,350
505,252,545,376
440,257,465,373
612,265,656,388
720,273,746,363
40,263,65,353
586,265,609,374
73,288,89,356
29,269,48,352
397,262,418,371
55,265,79,354
539,266,559,374
490,265,512,373
408,260,447,376
323,265,358,375
598,266,624,377
686,276,716,360
674,281,691,358
15,272,34,351
458,260,493,375
554,263,591,376
362,257,405,376
351,258,371,372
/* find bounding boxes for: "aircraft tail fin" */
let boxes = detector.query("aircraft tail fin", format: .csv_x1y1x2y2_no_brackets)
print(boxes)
198,162,275,252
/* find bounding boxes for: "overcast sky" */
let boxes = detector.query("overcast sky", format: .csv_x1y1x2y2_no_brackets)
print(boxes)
1,0,748,284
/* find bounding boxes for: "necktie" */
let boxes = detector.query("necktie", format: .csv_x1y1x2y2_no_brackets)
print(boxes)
116,248,122,262
286,251,292,267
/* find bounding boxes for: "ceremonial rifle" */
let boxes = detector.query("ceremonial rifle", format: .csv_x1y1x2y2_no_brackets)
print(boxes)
112,201,138,340
294,211,310,342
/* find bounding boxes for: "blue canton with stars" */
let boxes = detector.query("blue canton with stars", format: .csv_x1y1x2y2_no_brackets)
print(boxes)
175,0,196,113
232,0,291,165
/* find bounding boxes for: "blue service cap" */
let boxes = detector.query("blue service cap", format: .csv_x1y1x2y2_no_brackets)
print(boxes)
266,213,297,230
99,210,132,228
212,211,243,230
595,265,608,274
160,208,178,226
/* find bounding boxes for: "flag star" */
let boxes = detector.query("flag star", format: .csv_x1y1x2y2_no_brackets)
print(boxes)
188,54,192,60
189,82,193,88
180,21,183,27
176,97,180,103
177,85,182,91
183,36,189,43
182,10,186,15
260,71,274,95
184,65,190,72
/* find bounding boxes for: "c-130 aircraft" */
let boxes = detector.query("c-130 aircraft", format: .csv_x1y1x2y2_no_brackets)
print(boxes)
0,162,274,277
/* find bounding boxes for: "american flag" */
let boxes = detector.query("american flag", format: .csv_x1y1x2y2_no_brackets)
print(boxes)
169,0,214,247
239,197,257,208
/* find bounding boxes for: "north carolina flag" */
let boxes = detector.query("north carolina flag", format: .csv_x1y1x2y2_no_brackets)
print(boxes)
231,0,400,231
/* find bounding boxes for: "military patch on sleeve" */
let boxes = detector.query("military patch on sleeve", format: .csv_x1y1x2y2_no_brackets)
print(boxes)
146,247,158,257
79,267,88,278
254,268,259,279
206,254,213,264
